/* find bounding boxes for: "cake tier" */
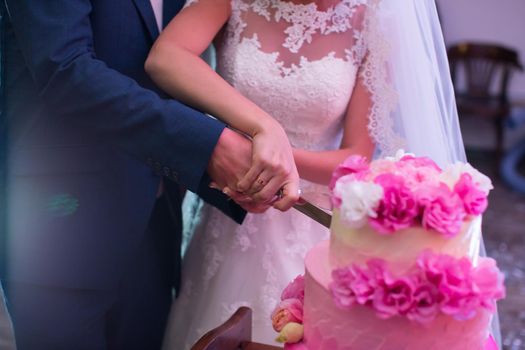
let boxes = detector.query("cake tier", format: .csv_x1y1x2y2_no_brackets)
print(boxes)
303,241,491,350
330,209,482,273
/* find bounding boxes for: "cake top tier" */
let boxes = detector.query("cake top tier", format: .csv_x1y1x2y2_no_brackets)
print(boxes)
329,150,493,238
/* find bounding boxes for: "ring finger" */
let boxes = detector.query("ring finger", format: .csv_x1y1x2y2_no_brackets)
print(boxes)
246,170,274,195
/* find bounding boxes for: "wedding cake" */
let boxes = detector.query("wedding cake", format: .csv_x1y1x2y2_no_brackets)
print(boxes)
271,152,505,350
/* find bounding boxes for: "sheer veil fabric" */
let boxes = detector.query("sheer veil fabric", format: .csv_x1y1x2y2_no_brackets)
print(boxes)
359,0,500,344
168,0,501,347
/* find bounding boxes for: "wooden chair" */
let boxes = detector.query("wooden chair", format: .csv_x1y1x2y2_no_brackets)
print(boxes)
191,307,281,350
448,42,523,166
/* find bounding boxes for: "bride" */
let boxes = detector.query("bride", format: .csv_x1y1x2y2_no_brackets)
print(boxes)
146,0,501,348
147,0,373,346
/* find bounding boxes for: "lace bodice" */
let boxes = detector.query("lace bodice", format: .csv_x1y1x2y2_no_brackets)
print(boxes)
213,0,368,152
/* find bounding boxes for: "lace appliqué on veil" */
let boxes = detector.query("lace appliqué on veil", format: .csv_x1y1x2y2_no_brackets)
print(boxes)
358,1,406,156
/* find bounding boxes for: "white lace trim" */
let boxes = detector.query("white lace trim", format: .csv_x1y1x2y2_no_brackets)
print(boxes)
241,34,355,78
230,0,368,53
359,1,406,156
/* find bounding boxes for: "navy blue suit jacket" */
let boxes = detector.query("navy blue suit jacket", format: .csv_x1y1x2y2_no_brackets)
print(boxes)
1,0,245,289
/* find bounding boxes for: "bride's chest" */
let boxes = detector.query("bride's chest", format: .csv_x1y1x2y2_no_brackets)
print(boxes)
212,0,366,138
216,36,358,125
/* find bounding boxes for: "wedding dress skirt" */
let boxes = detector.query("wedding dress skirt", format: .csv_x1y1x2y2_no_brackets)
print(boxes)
163,194,329,348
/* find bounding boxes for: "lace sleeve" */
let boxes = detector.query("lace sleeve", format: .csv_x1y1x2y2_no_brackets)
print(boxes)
358,3,405,157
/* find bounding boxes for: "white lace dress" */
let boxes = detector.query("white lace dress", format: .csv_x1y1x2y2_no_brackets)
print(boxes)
162,0,370,348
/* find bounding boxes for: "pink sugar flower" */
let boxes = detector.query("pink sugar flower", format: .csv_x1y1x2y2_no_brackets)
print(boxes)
331,260,387,309
349,263,380,304
454,173,488,216
369,173,419,234
331,251,505,324
406,282,440,323
410,168,439,186
373,275,416,319
420,253,473,295
329,155,369,191
271,299,304,332
441,292,480,321
417,249,453,284
281,275,305,303
419,252,478,320
330,268,358,309
418,183,466,237
400,154,442,171
472,258,506,311
370,158,397,175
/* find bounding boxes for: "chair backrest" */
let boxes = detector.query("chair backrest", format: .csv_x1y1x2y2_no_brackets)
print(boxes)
191,307,252,350
448,42,523,101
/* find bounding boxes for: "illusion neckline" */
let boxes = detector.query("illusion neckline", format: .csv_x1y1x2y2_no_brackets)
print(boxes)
270,0,345,14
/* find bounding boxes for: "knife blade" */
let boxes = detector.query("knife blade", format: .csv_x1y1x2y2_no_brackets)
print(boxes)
293,198,332,228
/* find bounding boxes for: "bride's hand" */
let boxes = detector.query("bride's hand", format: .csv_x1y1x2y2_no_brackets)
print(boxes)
236,120,300,211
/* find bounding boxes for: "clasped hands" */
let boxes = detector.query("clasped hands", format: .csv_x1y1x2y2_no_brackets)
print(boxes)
208,127,300,213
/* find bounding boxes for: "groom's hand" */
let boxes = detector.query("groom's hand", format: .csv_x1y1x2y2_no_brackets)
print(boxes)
207,128,251,191
208,128,299,213
208,128,269,213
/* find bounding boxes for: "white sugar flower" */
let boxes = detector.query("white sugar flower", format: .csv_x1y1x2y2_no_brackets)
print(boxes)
385,149,415,162
440,162,493,193
335,180,384,228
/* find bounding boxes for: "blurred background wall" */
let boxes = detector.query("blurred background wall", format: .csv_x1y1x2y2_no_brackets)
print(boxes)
438,0,525,101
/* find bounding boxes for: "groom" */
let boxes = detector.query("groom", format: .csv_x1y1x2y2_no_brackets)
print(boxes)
0,0,294,349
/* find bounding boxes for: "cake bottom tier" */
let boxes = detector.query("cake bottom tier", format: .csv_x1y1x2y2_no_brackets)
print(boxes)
303,241,492,350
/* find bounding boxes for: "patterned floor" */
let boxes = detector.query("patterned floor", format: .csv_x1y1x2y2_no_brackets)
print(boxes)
468,151,525,350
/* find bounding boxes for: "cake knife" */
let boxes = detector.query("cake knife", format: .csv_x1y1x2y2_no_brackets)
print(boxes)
293,199,332,229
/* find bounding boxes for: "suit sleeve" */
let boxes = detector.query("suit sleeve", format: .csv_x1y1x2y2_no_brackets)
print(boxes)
3,0,225,194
